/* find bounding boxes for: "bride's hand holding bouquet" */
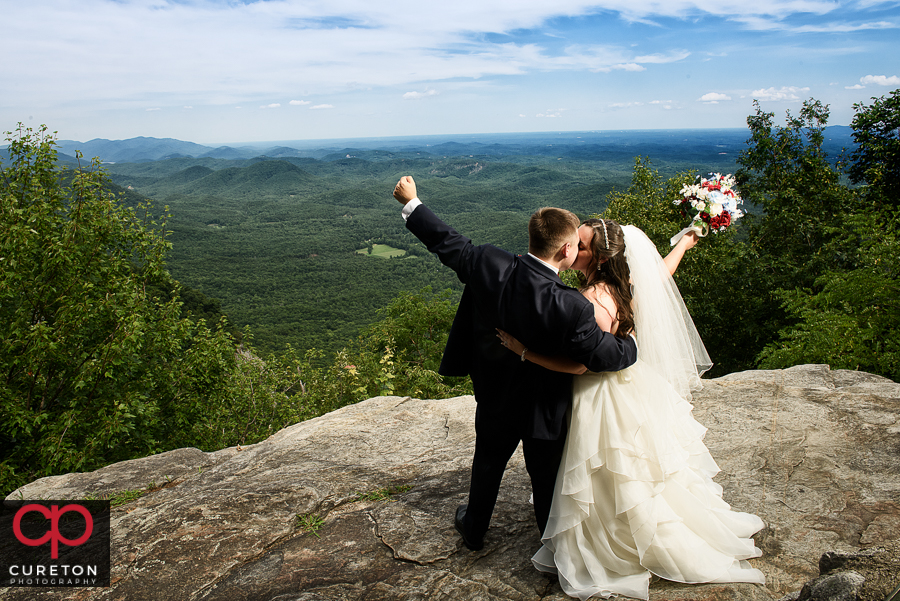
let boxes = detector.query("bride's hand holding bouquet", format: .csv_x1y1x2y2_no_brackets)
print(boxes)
670,173,744,246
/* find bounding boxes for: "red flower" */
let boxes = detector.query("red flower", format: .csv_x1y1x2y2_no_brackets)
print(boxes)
709,211,732,231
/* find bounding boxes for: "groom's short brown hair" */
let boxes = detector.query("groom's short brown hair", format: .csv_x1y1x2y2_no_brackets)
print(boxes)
528,207,580,259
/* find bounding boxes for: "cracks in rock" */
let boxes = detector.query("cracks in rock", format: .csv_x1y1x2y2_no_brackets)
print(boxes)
824,368,837,391
191,543,285,601
370,508,424,566
785,454,806,480
776,498,805,513
392,396,413,407
190,498,340,600
369,507,442,568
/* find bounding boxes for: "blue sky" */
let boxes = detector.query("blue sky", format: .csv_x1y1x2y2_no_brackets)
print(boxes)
2,0,898,144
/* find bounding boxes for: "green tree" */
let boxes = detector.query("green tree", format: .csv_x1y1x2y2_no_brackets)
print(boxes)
848,88,900,209
737,99,859,286
756,93,900,380
0,125,250,496
756,211,900,380
304,287,471,413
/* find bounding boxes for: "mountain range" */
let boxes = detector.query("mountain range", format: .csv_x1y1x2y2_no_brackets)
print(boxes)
52,136,321,163
45,127,856,164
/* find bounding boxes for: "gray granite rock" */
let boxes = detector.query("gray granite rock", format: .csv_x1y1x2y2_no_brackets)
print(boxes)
797,572,865,601
3,364,899,601
817,542,900,601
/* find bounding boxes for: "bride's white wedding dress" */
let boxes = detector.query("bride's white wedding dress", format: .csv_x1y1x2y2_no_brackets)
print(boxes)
532,226,765,600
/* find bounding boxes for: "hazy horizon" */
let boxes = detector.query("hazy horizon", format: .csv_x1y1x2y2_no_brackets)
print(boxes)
55,126,755,148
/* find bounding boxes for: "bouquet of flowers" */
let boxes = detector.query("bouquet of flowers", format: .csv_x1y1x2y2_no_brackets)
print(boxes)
670,173,744,245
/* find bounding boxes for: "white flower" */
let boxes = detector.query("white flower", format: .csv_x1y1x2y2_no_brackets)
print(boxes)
709,203,723,217
721,196,740,213
681,184,702,199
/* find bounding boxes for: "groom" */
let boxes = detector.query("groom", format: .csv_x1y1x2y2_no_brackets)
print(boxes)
393,176,637,550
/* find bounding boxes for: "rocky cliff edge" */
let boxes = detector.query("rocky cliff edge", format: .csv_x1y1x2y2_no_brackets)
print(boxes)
4,364,899,601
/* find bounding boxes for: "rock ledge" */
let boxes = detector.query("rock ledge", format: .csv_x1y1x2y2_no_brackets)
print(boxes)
4,365,899,601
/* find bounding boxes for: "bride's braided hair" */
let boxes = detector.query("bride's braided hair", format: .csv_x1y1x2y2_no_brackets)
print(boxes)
580,218,635,338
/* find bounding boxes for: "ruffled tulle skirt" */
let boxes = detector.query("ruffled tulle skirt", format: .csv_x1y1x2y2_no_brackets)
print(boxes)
532,361,765,600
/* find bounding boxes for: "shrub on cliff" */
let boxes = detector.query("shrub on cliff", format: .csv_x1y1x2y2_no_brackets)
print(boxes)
0,125,297,497
593,94,899,381
753,93,900,380
299,287,472,415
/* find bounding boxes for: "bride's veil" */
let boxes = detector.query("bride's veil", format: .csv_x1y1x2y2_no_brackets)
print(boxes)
622,225,712,399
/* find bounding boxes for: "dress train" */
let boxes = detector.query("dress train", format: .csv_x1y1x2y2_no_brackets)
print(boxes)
532,362,765,600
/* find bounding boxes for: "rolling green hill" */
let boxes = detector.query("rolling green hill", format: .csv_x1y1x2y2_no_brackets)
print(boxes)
103,134,750,357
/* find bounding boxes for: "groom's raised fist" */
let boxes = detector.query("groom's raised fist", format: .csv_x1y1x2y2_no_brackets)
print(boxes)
393,176,417,204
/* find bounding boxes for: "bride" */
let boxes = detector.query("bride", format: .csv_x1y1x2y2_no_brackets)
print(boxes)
497,219,765,600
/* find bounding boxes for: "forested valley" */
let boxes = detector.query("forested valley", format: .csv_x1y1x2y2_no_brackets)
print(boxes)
99,128,779,356
2,92,896,498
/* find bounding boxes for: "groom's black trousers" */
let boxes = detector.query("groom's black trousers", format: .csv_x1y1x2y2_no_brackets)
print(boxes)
463,405,567,542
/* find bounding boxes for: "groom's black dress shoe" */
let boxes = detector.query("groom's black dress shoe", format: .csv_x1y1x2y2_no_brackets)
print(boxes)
454,504,484,551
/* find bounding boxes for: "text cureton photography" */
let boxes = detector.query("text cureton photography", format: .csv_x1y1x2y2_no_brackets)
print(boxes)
1,500,110,587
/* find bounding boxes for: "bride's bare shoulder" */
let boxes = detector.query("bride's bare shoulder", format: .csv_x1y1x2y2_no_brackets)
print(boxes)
582,281,611,301
582,282,617,312
582,282,619,332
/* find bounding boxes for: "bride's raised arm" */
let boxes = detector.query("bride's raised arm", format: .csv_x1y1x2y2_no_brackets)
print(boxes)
662,230,699,276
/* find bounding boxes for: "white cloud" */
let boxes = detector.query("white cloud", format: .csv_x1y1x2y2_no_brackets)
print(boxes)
184,106,193,109
633,51,691,64
845,84,865,90
750,18,897,33
146,107,161,111
801,20,897,33
571,47,688,73
751,86,811,101
699,92,732,103
537,108,567,118
310,104,334,110
606,63,645,72
0,0,890,140
260,103,281,109
403,89,439,100
0,1,827,115
860,75,900,86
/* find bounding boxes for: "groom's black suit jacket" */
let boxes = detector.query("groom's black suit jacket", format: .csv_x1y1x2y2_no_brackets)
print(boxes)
406,204,637,440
